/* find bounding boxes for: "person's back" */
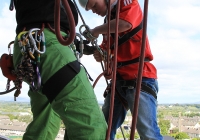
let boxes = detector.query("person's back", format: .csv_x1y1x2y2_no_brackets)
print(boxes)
11,0,107,139
14,0,78,34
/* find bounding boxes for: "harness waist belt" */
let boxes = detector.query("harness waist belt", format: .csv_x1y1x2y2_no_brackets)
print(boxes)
117,57,150,68
119,80,157,100
42,60,80,103
16,23,69,35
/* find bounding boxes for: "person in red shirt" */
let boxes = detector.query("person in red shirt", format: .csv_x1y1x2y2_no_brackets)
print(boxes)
78,0,163,139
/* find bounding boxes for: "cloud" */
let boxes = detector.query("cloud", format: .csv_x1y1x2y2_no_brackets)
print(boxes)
0,3,16,53
147,0,200,103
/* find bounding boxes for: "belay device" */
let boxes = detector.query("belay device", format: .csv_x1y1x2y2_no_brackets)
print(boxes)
0,41,20,100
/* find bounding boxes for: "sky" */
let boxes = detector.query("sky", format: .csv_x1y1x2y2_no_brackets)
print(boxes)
0,0,200,104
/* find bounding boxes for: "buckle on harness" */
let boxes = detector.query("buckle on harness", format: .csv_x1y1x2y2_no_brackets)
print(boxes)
118,79,157,99
128,86,134,89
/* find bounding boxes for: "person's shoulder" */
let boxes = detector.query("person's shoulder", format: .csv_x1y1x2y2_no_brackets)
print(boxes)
120,0,139,7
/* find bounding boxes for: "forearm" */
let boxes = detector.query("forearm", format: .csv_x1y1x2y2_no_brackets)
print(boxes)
92,19,132,35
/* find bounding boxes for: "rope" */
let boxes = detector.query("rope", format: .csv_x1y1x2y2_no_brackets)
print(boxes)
12,53,36,90
54,0,76,46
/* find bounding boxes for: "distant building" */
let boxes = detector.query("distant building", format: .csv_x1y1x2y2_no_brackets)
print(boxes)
0,115,64,138
0,116,10,121
164,115,200,138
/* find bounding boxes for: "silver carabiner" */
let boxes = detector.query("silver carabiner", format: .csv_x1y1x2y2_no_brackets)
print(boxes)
75,51,81,62
35,31,42,43
79,24,89,36
30,65,41,91
93,40,104,56
79,24,96,41
76,33,84,58
28,28,46,54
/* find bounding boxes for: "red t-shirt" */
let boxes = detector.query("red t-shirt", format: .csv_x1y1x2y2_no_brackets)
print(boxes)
101,0,157,80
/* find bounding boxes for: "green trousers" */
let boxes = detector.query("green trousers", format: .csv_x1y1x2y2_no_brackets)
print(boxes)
13,29,107,140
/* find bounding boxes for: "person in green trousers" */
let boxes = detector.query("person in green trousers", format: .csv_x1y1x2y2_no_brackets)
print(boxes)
11,0,107,139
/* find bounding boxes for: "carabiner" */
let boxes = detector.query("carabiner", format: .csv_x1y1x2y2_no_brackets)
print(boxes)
79,24,89,36
35,31,42,43
79,24,96,41
18,31,28,54
76,33,84,58
30,65,41,91
75,51,81,62
28,28,46,54
17,31,28,41
24,38,35,59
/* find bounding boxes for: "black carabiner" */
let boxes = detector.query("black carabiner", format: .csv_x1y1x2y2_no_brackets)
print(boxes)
9,0,14,11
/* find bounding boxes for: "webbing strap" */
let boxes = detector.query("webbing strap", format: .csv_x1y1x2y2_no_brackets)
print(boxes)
141,84,157,99
116,73,157,100
42,60,80,103
119,80,157,100
117,57,149,68
110,21,143,49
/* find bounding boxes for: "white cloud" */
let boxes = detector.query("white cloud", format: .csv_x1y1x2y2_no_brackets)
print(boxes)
0,3,16,54
148,0,200,103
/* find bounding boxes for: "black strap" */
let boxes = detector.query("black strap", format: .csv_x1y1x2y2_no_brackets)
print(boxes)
105,5,143,49
9,0,15,11
119,80,157,100
116,73,157,100
117,57,150,68
141,84,157,99
111,21,143,49
42,60,80,103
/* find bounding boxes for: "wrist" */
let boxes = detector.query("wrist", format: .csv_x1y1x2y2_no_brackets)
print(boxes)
92,27,99,38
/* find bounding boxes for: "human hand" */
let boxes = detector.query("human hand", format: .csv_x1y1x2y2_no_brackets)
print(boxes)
104,73,113,80
74,37,96,55
90,29,99,39
93,50,102,62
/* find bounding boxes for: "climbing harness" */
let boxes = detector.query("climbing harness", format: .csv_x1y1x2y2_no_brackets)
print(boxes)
110,21,143,49
42,60,80,103
108,5,143,50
